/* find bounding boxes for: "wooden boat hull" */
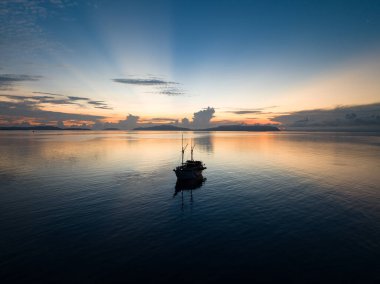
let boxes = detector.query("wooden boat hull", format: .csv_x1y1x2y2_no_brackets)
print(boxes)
173,168,204,180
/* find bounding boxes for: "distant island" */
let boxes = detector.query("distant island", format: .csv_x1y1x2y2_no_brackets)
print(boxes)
0,126,90,131
203,125,280,131
0,124,280,131
134,125,190,131
133,124,280,131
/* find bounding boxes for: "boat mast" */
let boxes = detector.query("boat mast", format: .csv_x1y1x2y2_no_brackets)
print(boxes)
181,133,188,164
191,140,195,161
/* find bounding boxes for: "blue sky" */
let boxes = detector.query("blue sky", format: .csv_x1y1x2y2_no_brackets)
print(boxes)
0,0,379,128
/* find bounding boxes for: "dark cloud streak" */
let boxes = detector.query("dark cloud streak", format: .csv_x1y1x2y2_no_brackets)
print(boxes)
94,106,113,110
228,110,263,115
272,103,380,129
112,76,185,96
0,101,105,124
157,87,186,96
1,94,77,105
0,74,42,89
0,92,113,116
113,78,178,86
226,106,278,115
68,96,90,101
33,91,63,97
88,100,107,106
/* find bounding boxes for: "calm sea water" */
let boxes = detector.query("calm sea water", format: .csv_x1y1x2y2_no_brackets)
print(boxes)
0,131,379,283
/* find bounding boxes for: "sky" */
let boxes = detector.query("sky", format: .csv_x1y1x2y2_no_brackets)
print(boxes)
0,0,379,129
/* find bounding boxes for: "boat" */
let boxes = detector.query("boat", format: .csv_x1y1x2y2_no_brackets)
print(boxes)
173,134,207,180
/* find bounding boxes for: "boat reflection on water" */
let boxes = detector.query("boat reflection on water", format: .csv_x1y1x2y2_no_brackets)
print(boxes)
173,178,206,209
174,177,206,196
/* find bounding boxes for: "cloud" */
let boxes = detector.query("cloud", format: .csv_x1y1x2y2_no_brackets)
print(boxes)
140,117,178,124
113,78,178,86
92,107,217,130
226,106,278,115
56,120,65,128
67,96,90,101
87,100,112,109
1,94,77,106
88,100,107,105
1,94,47,101
192,107,215,129
147,117,176,121
0,93,113,125
33,94,112,109
0,0,85,60
30,94,112,109
94,106,113,110
228,110,263,115
181,118,190,127
43,99,78,105
0,100,105,125
0,74,42,89
94,114,140,130
113,75,186,96
157,87,186,96
33,91,63,96
272,103,380,129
